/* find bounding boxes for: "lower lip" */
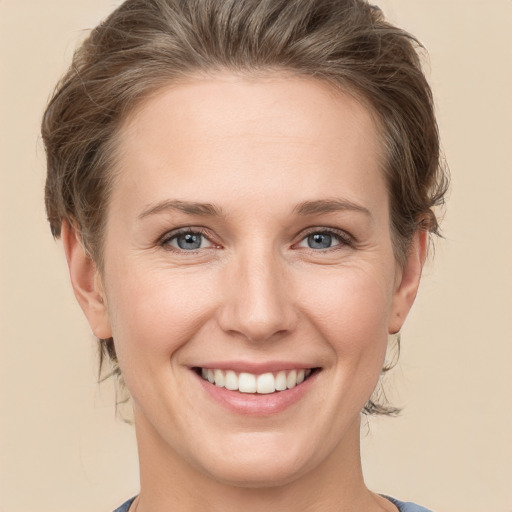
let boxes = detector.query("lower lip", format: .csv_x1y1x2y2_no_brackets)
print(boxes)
193,370,319,416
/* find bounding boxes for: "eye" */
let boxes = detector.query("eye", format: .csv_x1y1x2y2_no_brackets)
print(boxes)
161,230,217,251
296,230,351,250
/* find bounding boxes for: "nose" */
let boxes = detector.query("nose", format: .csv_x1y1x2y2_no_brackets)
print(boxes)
216,248,298,343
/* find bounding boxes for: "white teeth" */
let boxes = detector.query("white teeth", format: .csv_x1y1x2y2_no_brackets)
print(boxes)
286,369,297,389
238,372,256,393
275,370,287,391
256,373,275,394
199,367,315,394
224,370,238,391
214,369,224,387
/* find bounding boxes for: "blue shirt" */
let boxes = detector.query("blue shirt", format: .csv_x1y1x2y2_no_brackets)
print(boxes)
113,496,433,511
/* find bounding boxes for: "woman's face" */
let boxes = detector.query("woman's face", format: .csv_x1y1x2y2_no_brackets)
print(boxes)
78,74,422,486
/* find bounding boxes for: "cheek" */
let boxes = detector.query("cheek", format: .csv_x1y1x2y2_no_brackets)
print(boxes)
103,262,219,369
297,264,395,347
295,262,396,403
289,265,395,438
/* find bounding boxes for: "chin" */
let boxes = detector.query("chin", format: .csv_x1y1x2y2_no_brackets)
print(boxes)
192,432,318,489
202,458,309,489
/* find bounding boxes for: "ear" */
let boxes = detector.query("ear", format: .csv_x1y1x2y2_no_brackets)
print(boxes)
61,221,112,339
388,229,428,335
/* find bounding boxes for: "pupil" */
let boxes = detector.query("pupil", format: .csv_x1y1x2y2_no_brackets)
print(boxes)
308,233,332,249
178,233,201,250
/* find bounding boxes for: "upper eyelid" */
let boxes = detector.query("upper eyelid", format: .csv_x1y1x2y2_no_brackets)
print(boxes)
159,226,211,241
297,226,353,242
157,225,353,247
159,227,218,249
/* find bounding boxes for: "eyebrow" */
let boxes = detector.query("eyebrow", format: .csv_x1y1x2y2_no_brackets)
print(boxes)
138,199,223,220
138,198,371,220
294,199,372,218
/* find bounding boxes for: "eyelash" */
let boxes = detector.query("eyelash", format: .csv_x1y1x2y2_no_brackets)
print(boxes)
159,227,217,252
158,227,353,252
295,227,353,251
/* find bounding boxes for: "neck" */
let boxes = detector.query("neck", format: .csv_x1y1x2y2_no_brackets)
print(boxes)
133,411,385,512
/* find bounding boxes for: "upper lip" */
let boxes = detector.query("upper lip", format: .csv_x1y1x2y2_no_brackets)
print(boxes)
193,361,319,374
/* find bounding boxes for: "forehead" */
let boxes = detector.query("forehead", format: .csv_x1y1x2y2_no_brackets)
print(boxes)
110,73,387,219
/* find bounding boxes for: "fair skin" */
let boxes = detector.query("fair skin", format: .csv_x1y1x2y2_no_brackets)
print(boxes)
63,74,426,512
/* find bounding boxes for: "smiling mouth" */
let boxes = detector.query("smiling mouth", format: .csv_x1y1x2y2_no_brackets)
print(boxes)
194,368,320,394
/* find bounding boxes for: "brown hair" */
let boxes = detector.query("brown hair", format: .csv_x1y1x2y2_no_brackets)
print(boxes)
42,0,448,415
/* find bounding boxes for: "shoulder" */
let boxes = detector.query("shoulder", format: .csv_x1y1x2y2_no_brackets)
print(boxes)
384,495,434,512
112,497,136,512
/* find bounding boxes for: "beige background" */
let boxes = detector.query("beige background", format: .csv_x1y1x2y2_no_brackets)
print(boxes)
1,0,511,511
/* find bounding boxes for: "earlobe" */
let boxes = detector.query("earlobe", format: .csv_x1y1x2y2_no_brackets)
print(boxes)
388,230,428,335
61,221,112,339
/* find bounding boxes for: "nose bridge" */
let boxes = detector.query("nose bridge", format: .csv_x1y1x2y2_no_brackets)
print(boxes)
218,243,296,342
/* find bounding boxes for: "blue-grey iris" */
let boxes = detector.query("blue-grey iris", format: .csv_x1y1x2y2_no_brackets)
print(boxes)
308,233,332,249
177,233,202,250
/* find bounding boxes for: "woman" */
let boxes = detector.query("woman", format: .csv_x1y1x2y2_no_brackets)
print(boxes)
42,0,447,511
